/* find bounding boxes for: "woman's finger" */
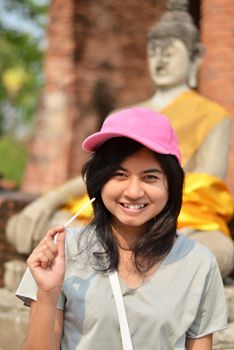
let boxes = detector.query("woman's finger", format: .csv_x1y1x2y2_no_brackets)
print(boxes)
55,229,66,258
41,246,57,261
28,248,55,269
47,226,65,240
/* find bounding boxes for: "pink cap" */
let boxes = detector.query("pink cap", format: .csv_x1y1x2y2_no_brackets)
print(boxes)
82,107,182,164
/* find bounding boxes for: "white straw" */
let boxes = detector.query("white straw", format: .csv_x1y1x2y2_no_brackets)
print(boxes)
53,197,95,244
64,197,95,228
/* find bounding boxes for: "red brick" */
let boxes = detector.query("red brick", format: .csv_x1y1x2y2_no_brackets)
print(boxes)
200,0,234,194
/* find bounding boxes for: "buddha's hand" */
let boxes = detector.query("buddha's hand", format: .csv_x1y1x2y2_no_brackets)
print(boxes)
27,226,66,294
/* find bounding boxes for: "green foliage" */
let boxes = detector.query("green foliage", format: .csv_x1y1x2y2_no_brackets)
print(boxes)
4,0,49,27
0,136,28,187
0,28,44,124
0,0,49,184
0,0,49,136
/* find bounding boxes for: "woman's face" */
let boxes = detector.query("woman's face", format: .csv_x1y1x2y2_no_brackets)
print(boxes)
147,38,191,88
101,147,168,235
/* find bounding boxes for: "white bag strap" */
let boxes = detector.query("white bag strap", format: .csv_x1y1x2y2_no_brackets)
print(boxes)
108,271,134,350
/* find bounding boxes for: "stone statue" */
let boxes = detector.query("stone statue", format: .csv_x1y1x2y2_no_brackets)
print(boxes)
6,0,234,278
138,0,234,278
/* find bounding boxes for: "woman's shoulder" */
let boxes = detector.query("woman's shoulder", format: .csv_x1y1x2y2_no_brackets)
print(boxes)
170,234,217,269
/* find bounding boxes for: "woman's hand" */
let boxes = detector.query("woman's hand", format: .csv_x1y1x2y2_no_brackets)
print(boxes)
27,226,66,293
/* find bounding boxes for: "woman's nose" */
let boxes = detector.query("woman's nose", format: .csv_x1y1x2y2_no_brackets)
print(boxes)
124,177,144,199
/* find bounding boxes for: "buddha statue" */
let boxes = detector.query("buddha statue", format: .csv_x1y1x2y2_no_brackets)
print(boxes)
6,0,234,278
138,0,234,278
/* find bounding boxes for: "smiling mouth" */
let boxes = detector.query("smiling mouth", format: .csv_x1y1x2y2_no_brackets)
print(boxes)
120,203,147,209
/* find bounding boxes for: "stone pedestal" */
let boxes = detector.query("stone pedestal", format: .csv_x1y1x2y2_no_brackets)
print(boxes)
213,323,234,349
213,285,234,349
0,288,29,350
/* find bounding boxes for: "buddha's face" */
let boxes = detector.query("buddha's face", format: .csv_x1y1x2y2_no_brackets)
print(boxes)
147,38,191,88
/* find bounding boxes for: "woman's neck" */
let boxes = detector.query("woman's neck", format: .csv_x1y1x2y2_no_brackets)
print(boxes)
112,223,143,251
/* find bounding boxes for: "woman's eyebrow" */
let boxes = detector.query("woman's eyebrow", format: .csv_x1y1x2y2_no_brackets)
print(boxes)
116,166,126,170
117,166,163,174
142,168,163,174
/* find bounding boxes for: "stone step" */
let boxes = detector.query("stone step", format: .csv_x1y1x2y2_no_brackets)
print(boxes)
213,285,234,349
213,322,234,349
0,288,29,350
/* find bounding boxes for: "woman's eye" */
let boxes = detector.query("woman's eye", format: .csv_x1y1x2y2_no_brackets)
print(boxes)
144,175,159,182
113,172,127,179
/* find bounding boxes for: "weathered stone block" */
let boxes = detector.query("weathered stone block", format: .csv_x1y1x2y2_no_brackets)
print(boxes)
0,191,36,287
213,322,234,349
0,288,29,350
3,260,27,292
224,285,234,322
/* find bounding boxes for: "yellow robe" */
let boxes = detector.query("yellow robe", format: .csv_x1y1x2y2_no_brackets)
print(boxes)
66,90,234,236
142,90,228,166
178,173,234,236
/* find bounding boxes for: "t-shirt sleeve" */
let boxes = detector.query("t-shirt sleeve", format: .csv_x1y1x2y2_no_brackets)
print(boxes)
187,260,228,338
15,268,66,310
15,267,38,306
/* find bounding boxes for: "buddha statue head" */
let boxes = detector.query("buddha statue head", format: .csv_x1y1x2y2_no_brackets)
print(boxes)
147,0,204,88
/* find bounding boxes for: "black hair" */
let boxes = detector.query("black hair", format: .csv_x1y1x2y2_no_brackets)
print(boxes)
82,137,185,273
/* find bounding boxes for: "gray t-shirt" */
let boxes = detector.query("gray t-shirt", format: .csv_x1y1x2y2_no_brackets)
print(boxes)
16,228,227,350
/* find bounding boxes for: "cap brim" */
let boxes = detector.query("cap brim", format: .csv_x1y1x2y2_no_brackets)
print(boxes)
82,131,173,157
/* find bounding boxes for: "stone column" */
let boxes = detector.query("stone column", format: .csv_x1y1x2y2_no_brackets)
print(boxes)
22,0,79,193
199,0,234,195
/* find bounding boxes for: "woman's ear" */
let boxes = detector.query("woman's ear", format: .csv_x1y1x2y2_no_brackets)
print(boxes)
188,44,205,88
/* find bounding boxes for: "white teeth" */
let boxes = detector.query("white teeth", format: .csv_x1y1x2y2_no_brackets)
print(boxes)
123,204,145,209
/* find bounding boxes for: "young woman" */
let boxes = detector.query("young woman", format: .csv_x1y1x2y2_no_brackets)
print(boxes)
16,107,227,350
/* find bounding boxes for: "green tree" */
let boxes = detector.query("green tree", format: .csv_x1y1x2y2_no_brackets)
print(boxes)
0,0,49,186
0,0,49,136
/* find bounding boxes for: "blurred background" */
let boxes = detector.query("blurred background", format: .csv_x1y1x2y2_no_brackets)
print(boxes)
0,0,48,190
0,0,233,195
1,1,234,348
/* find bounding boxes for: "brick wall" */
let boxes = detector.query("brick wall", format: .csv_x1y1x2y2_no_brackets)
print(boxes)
199,0,234,195
21,0,234,197
21,0,166,194
21,0,79,193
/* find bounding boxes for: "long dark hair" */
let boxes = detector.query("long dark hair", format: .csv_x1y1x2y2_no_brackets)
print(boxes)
82,137,185,273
